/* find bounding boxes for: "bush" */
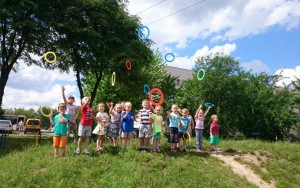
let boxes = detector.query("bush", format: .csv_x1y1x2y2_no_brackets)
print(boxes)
234,132,246,141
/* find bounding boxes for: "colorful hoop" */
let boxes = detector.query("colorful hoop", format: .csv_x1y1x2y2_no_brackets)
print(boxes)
138,26,150,40
149,88,164,106
40,105,53,117
197,69,206,80
44,51,57,64
204,103,215,107
126,60,131,70
111,72,116,86
144,84,150,95
165,53,175,62
182,132,191,143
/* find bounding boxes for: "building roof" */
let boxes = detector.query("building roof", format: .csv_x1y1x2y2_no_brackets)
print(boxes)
164,66,193,81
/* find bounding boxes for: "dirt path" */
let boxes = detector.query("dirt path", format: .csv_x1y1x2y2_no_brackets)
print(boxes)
213,151,275,188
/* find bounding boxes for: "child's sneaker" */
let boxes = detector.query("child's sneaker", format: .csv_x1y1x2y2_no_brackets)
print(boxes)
152,147,156,152
96,147,101,152
85,149,90,154
183,149,186,152
209,149,212,154
62,156,66,159
143,148,148,153
139,148,143,152
196,149,201,152
156,147,161,153
75,148,81,154
200,149,204,153
215,151,218,155
99,146,103,151
186,143,189,148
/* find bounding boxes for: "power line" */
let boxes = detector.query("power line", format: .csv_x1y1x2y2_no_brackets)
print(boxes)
147,0,207,26
135,0,166,15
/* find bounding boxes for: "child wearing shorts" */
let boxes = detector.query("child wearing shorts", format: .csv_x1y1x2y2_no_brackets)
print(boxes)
121,102,135,150
49,103,70,158
151,106,165,152
209,114,219,155
76,97,99,154
139,99,152,152
92,103,109,151
167,104,181,152
106,102,122,148
178,108,191,152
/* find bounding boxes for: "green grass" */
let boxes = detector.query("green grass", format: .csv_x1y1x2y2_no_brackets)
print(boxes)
220,139,300,188
0,136,256,188
0,137,299,187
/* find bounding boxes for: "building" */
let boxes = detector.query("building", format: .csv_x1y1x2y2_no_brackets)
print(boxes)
164,66,193,87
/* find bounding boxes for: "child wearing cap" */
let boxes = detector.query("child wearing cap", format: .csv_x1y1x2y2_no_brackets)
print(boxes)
62,86,78,143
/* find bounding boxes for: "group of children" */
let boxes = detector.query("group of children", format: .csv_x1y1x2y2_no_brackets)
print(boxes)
49,86,220,158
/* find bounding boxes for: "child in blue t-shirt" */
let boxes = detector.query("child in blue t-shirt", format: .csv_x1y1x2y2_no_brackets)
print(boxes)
121,102,135,150
178,108,191,152
167,104,183,152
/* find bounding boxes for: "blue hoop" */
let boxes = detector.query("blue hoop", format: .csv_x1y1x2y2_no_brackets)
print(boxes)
165,53,175,62
204,103,215,107
144,84,150,95
197,69,205,80
138,26,150,40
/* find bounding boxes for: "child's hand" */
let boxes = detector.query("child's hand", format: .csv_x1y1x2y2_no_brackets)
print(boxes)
200,104,203,109
106,102,110,108
208,106,212,110
62,86,65,91
110,102,113,106
210,134,213,139
104,123,108,128
167,111,170,116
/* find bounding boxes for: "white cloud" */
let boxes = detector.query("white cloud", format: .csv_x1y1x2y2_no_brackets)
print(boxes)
168,43,237,69
127,0,300,49
3,64,80,110
241,59,271,73
275,66,300,87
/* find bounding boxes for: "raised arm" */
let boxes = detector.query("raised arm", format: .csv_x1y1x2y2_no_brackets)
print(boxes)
204,107,211,118
195,104,203,116
108,102,114,115
49,112,54,126
62,86,67,105
73,107,78,123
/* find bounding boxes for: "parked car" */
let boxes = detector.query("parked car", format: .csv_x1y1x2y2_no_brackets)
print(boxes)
0,120,13,134
24,119,41,134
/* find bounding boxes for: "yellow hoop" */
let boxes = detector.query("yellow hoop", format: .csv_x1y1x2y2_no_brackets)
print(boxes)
111,72,116,86
40,105,53,117
44,51,57,64
182,132,191,143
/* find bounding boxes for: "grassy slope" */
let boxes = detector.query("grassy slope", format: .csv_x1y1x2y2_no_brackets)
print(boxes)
0,137,299,187
0,136,255,188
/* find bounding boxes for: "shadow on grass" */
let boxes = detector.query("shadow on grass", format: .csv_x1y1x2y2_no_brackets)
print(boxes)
0,136,52,158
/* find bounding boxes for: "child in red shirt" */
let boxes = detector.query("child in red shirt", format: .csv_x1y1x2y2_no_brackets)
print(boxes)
209,114,219,155
75,97,99,154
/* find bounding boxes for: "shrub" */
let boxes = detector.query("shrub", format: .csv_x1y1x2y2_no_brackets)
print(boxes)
234,132,246,141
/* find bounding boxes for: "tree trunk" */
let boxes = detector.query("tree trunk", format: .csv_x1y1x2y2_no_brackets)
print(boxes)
76,69,84,101
90,71,103,106
0,64,13,108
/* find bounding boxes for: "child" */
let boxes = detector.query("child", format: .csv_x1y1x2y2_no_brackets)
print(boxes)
121,102,135,150
62,86,78,143
76,97,99,154
178,108,191,152
151,106,165,152
92,103,109,151
139,99,152,152
209,114,219,155
167,104,181,152
49,103,70,158
195,104,211,152
106,102,122,148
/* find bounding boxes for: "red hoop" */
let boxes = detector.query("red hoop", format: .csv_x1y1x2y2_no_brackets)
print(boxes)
149,88,164,106
126,60,131,70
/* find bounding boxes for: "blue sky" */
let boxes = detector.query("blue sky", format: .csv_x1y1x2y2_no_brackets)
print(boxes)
3,0,300,110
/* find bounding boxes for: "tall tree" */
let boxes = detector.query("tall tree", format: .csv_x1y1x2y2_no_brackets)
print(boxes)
176,54,298,140
0,0,74,109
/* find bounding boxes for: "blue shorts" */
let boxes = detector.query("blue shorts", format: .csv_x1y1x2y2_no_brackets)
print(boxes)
153,133,161,140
